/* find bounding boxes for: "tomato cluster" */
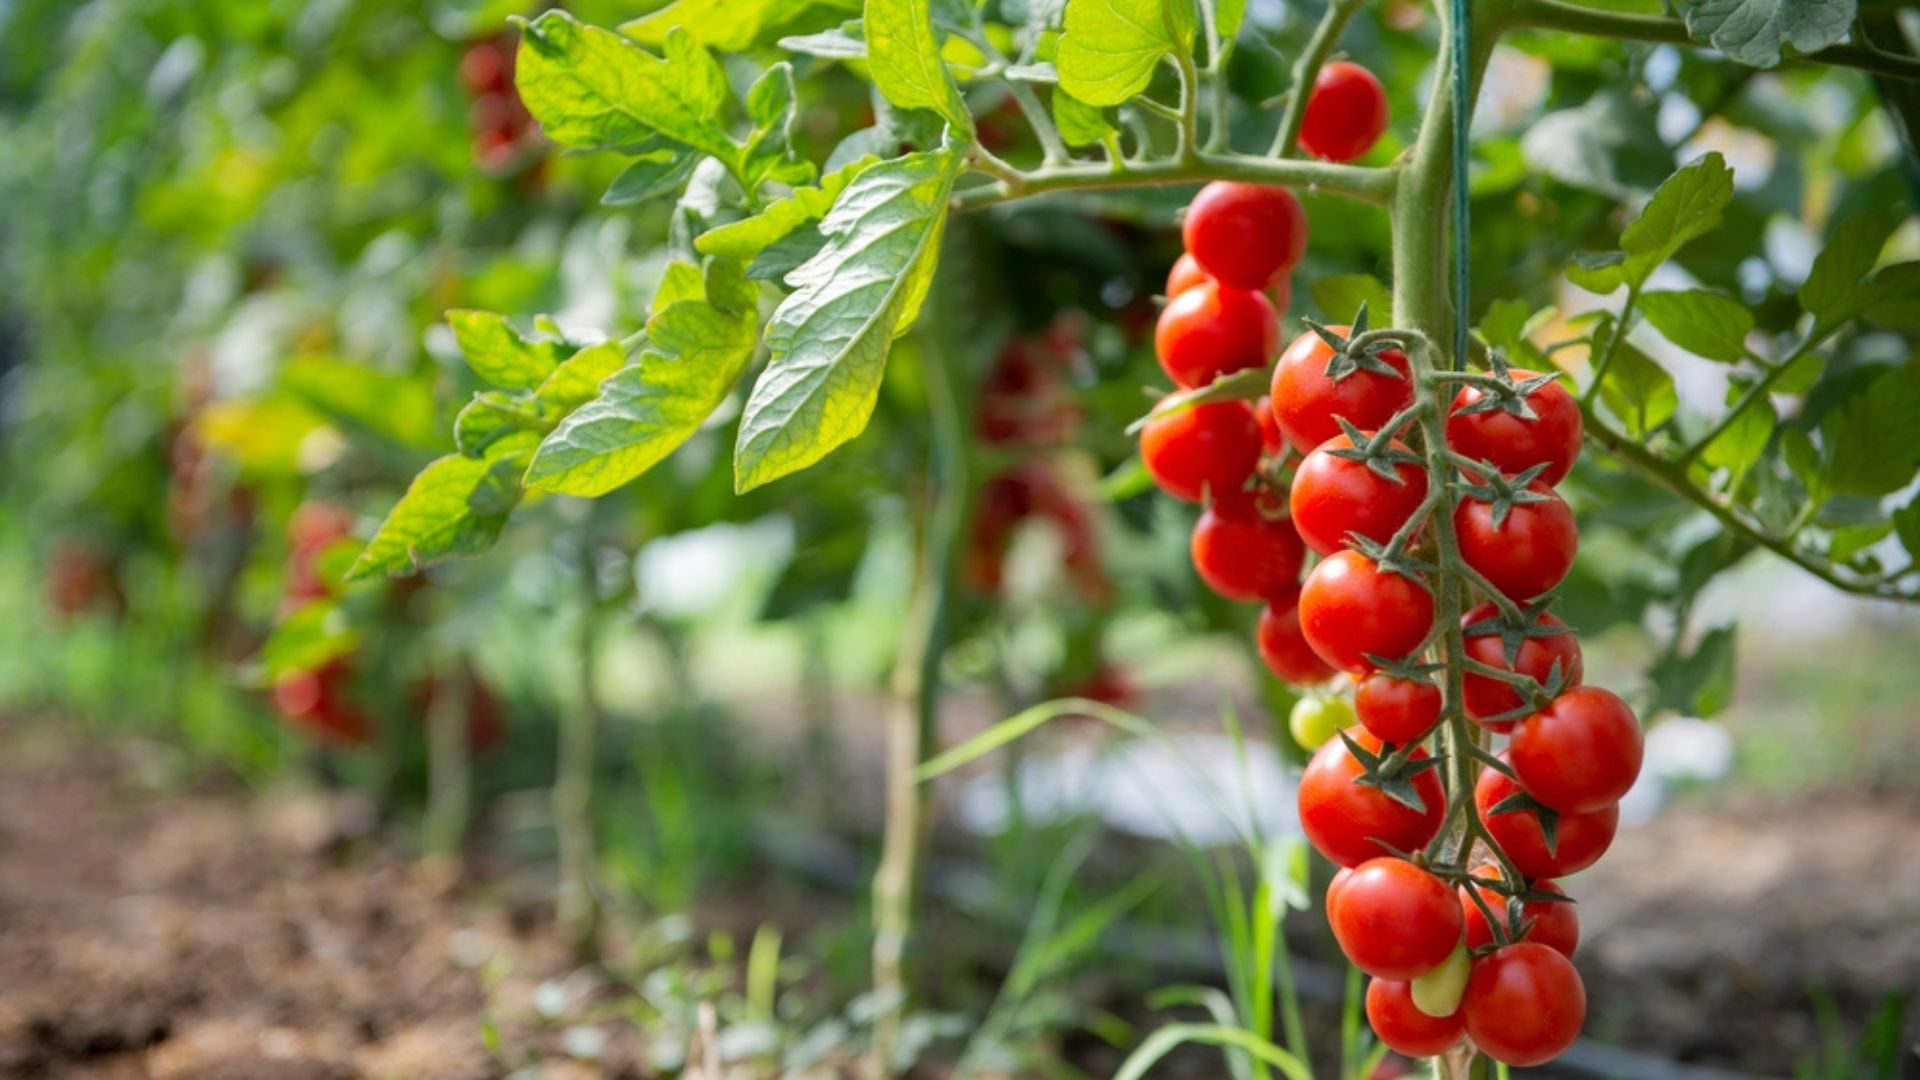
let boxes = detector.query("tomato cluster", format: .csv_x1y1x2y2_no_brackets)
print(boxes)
271,503,374,745
460,35,538,174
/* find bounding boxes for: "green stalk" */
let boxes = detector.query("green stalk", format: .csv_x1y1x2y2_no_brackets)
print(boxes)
1505,0,1920,81
422,661,472,857
954,154,1397,211
556,522,603,959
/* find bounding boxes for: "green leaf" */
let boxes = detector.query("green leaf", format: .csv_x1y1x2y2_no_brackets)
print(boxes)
1212,0,1248,46
603,149,702,206
1864,263,1920,331
734,148,963,491
1820,363,1920,498
1781,427,1826,503
1310,274,1394,323
696,155,878,260
454,391,557,457
1700,397,1774,478
1114,1024,1313,1080
1799,210,1896,328
536,340,628,409
348,432,541,580
1638,289,1754,362
1056,0,1197,107
865,0,973,135
448,309,564,391
1596,326,1677,438
515,12,736,161
1672,0,1855,69
780,20,867,58
525,263,761,497
1051,87,1116,147
261,600,358,679
1650,624,1737,718
1567,153,1734,293
280,356,443,452
1829,523,1891,564
1892,497,1920,562
621,0,858,51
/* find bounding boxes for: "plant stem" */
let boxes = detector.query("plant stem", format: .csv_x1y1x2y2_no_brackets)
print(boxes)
868,333,969,1075
1268,0,1371,157
423,662,472,857
556,522,603,959
954,153,1397,212
962,27,1071,164
1504,0,1920,81
1174,48,1203,162
1581,287,1639,405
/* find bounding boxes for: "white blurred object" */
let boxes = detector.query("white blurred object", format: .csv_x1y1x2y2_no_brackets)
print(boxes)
951,732,1300,846
1643,717,1735,784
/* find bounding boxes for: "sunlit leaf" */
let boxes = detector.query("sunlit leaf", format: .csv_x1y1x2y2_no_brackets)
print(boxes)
1567,153,1734,293
1051,87,1115,147
1056,0,1198,107
515,12,736,161
865,0,973,134
621,0,857,51
348,432,541,579
1638,288,1753,361
1821,363,1920,498
1672,0,1855,68
696,155,879,260
448,309,564,391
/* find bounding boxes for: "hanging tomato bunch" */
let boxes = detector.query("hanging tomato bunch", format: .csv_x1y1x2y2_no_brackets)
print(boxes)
1132,72,1641,1068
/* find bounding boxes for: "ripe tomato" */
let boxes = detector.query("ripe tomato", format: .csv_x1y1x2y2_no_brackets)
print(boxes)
1366,978,1464,1058
1254,395,1285,456
272,660,372,746
1256,599,1337,685
1289,693,1355,750
1155,280,1280,389
1299,61,1390,163
1454,482,1577,601
1139,401,1262,503
1326,864,1355,920
1446,372,1583,487
1166,251,1209,297
1182,182,1307,289
1331,857,1464,979
1298,729,1445,868
1298,551,1433,674
1460,603,1583,729
1476,759,1618,879
1462,943,1586,1066
1355,672,1442,745
1289,432,1429,556
1190,493,1305,602
1269,328,1414,455
1460,873,1579,957
1510,686,1643,813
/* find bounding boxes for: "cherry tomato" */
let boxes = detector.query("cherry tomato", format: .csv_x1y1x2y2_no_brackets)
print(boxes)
1476,759,1618,879
1167,251,1209,297
1254,395,1285,456
1155,280,1281,389
1298,729,1445,868
1269,328,1414,455
1331,857,1464,979
272,660,372,746
1256,599,1337,685
1454,482,1578,601
1182,182,1307,289
1355,672,1442,745
1290,432,1429,557
1298,551,1433,674
1446,372,1583,487
1290,693,1355,750
1367,977,1464,1058
1326,864,1355,920
1299,61,1390,163
1140,401,1263,503
459,41,513,96
1190,493,1305,602
1462,943,1586,1066
1510,686,1643,813
1460,603,1583,730
1459,873,1579,957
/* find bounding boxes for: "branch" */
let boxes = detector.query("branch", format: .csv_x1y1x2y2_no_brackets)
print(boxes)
951,153,1398,211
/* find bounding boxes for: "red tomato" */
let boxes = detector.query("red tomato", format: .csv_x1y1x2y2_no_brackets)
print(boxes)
459,41,513,96
1476,759,1618,879
1299,61,1390,163
1256,600,1337,685
1139,401,1263,503
272,660,372,746
1460,603,1583,729
1298,551,1433,674
1190,494,1305,602
1167,251,1209,297
1155,280,1280,389
1446,372,1583,487
1297,730,1445,868
1254,395,1285,456
1510,686,1643,813
1454,482,1577,601
1459,873,1579,957
1181,182,1308,289
1326,864,1355,921
1289,432,1429,557
1269,328,1414,455
1366,978,1464,1058
1355,672,1442,745
1331,857,1464,979
1462,943,1586,1066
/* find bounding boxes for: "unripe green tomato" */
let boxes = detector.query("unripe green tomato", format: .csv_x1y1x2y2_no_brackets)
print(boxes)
1289,694,1356,750
1411,941,1471,1018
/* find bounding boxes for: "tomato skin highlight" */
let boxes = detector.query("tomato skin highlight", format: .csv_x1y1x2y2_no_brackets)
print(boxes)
1454,482,1578,601
1181,182,1308,289
1460,875,1579,957
1299,61,1390,163
1139,401,1263,503
1462,943,1587,1066
1459,603,1584,729
1446,372,1583,487
1255,599,1338,685
1290,432,1429,557
1297,730,1445,868
1190,497,1305,602
1298,551,1434,674
1355,672,1442,745
1269,328,1415,455
1510,686,1644,813
1476,759,1618,879
1155,280,1281,389
1330,857,1465,979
